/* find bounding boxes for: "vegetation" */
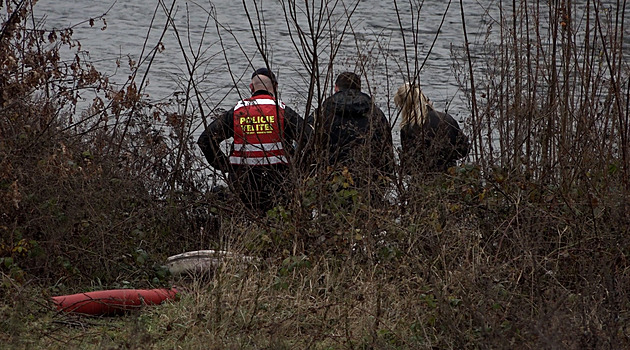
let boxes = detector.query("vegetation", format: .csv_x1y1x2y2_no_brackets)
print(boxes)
1,0,629,349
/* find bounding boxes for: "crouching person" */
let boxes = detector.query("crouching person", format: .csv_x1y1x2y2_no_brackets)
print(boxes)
307,72,395,206
198,68,306,213
394,82,470,175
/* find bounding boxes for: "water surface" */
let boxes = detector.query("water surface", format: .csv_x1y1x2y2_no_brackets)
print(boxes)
31,0,629,146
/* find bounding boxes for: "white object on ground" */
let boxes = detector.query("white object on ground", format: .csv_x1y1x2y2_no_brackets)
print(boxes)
165,250,259,276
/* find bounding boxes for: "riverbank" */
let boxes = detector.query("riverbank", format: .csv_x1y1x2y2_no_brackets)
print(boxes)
2,167,630,349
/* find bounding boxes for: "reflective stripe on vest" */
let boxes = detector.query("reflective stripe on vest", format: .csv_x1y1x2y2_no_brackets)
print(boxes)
229,154,288,165
230,95,288,166
234,99,286,110
233,141,284,152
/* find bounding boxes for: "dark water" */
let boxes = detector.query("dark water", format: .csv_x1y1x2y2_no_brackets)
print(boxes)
28,0,630,145
31,0,492,140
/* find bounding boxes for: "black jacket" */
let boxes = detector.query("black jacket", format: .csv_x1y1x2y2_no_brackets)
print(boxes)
309,89,394,176
400,109,469,172
197,90,307,173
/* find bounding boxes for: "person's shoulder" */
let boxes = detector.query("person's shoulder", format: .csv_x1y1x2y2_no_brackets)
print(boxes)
440,110,460,124
358,90,372,99
280,104,304,121
279,101,296,113
209,107,234,127
433,110,464,129
222,106,235,118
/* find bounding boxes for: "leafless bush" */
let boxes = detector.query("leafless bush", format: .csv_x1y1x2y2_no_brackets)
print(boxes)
0,0,219,287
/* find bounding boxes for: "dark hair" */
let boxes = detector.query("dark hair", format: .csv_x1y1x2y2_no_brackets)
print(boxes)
335,72,361,91
252,67,277,84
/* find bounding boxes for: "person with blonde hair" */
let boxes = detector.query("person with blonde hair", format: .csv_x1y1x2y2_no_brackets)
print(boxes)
394,82,469,173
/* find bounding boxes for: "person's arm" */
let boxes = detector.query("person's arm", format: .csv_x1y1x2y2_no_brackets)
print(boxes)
284,106,310,151
376,108,395,175
283,105,314,170
197,109,234,172
444,113,470,159
454,130,470,159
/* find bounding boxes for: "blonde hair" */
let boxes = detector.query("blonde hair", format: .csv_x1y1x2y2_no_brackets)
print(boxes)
394,82,433,128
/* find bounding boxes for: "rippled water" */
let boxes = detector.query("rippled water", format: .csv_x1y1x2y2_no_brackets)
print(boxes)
30,0,630,145
33,1,490,134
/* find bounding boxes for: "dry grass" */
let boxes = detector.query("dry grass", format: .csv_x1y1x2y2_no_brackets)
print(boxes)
4,199,629,349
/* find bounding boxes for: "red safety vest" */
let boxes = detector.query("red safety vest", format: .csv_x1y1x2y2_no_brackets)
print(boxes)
230,94,288,166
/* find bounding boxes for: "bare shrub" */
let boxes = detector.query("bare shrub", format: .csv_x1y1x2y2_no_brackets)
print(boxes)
0,0,218,288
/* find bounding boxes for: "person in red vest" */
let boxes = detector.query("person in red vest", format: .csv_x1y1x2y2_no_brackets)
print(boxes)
198,68,307,213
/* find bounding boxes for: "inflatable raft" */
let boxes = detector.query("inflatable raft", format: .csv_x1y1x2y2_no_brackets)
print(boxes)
52,287,178,315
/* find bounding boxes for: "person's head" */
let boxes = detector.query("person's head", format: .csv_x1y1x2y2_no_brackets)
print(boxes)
394,82,433,128
334,72,361,92
250,67,278,95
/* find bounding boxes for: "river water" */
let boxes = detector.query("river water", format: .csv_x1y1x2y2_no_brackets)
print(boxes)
27,0,630,147
31,0,497,141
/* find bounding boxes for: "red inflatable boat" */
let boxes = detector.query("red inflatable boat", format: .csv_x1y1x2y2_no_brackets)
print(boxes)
52,288,178,315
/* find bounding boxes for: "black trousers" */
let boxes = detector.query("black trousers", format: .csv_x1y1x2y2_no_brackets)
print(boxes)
228,165,289,213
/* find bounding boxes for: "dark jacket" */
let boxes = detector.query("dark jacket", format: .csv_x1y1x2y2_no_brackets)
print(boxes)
197,90,307,212
197,90,307,174
309,89,394,177
400,109,469,173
